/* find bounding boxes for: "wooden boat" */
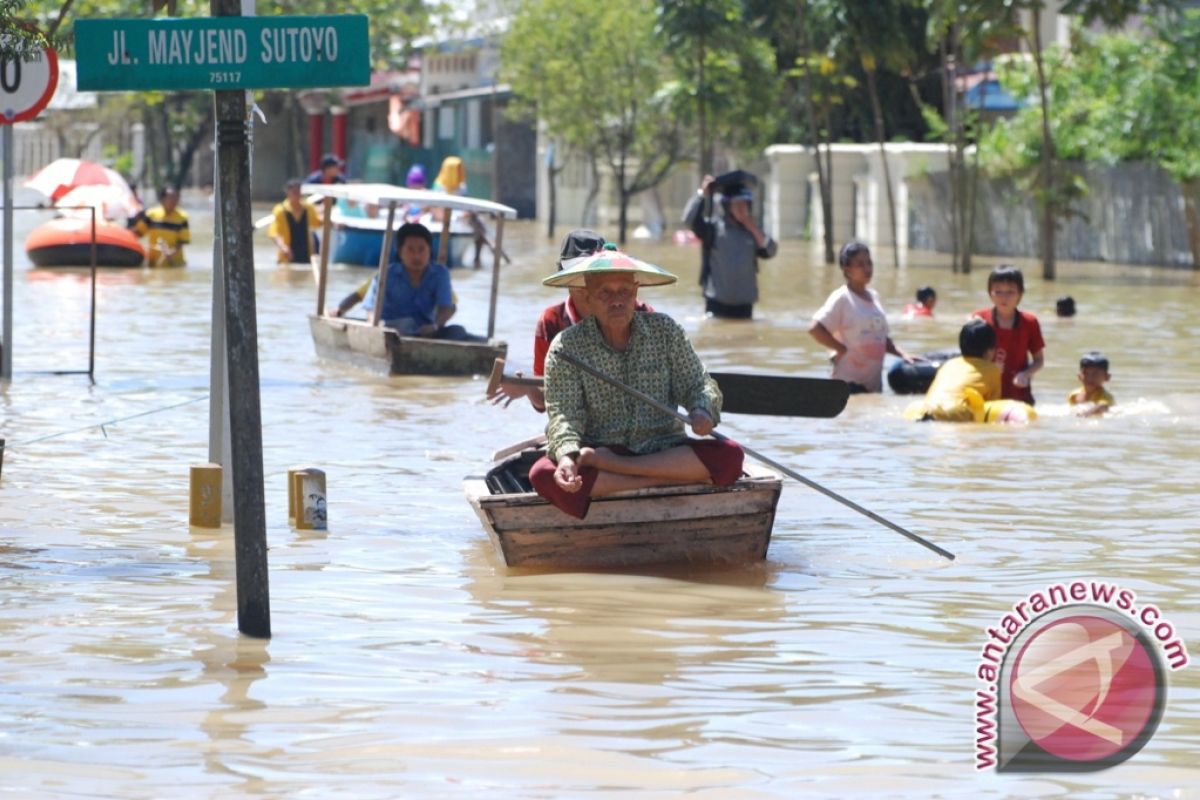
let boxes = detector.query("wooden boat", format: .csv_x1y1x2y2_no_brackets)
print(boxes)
309,314,505,376
304,183,513,377
465,441,783,569
25,217,145,267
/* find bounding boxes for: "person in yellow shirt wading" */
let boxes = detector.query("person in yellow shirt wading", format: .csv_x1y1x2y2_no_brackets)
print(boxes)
132,186,190,268
269,179,321,264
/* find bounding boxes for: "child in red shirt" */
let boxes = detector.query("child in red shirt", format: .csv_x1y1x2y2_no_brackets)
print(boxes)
972,266,1045,404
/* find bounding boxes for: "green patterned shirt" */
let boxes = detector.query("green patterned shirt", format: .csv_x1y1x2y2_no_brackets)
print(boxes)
544,312,723,462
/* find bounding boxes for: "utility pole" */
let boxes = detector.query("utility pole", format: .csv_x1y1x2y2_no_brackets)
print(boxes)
211,0,270,638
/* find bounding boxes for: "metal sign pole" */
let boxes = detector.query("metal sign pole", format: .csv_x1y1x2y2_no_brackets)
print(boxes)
208,176,234,523
2,126,13,381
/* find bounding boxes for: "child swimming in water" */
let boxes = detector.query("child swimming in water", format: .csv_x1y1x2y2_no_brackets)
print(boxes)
903,286,937,319
1068,351,1114,417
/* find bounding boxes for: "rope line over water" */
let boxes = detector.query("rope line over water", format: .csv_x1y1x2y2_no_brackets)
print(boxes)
6,395,210,449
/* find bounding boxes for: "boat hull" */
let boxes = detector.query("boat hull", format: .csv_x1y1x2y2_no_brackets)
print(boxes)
309,314,506,376
25,218,145,268
465,448,782,569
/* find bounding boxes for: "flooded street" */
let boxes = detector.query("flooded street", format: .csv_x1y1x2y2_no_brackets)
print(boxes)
2,194,1198,797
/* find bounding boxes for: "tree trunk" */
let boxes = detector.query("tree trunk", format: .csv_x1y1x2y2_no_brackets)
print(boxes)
940,37,961,273
796,1,834,264
698,31,711,177
821,125,834,263
616,154,628,244
581,155,601,227
864,65,899,269
964,142,982,275
174,104,214,189
1030,8,1056,281
547,158,558,240
1183,178,1200,269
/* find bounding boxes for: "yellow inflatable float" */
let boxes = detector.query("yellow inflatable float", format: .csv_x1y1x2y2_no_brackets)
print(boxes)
904,387,1037,425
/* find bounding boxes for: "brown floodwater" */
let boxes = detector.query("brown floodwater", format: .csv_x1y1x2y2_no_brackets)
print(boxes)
1,194,1198,797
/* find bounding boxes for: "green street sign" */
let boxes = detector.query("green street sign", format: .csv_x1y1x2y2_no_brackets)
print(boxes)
75,15,369,91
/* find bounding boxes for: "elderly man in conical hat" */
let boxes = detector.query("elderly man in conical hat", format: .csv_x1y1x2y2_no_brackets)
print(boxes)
527,247,744,519
489,229,655,412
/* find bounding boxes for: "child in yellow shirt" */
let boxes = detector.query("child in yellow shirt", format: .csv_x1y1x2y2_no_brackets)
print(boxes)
908,319,1001,422
1068,352,1114,416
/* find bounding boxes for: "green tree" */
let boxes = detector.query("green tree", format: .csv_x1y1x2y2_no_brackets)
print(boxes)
922,0,1022,274
655,0,780,177
986,13,1200,267
791,0,853,265
839,0,925,269
1,0,62,61
977,0,1168,279
1141,13,1200,267
502,0,684,243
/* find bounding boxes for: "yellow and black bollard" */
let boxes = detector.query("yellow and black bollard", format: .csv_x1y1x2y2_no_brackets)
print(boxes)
293,468,327,531
189,463,223,528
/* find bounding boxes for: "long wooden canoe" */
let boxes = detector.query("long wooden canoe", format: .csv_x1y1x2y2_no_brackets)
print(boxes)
464,443,783,569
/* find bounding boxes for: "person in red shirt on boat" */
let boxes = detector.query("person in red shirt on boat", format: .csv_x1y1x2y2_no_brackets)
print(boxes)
489,229,652,412
972,266,1045,404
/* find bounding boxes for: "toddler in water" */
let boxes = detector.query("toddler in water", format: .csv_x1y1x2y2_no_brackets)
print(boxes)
1068,351,1114,416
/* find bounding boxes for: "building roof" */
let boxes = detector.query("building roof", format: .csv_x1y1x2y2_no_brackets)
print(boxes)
415,83,511,108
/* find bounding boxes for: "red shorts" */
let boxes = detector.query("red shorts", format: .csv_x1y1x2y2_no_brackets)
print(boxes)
528,438,745,520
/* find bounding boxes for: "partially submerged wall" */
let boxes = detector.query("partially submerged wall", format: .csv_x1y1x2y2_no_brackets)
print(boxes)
765,143,1195,267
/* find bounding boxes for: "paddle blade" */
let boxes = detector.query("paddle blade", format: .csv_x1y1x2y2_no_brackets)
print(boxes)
710,372,849,418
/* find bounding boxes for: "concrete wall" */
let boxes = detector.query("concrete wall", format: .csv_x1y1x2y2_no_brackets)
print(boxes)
908,163,1196,267
762,142,1195,267
535,134,1195,266
534,129,771,237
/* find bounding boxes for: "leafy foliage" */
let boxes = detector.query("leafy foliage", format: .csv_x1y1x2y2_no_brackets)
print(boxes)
655,0,781,167
1,0,55,61
982,12,1200,183
502,0,685,241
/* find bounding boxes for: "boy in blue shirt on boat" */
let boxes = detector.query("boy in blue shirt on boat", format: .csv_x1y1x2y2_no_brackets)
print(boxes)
328,222,483,341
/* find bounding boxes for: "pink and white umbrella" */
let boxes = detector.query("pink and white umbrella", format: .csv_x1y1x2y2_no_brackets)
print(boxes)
24,158,134,203
54,184,143,223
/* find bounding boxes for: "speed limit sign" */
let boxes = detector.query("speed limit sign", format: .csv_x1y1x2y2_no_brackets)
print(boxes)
0,36,59,124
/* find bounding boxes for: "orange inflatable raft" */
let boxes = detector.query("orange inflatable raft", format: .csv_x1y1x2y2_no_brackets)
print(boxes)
25,217,146,268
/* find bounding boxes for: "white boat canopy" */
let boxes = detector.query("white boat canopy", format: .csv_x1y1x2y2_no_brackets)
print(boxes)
301,183,517,219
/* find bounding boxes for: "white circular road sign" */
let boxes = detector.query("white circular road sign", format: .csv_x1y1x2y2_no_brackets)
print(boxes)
1,36,59,124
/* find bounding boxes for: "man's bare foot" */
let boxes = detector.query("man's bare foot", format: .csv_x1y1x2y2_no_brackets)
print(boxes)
576,446,596,467
577,446,618,470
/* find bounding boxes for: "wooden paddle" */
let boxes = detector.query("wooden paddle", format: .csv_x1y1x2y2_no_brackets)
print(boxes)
556,351,955,562
486,358,849,419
